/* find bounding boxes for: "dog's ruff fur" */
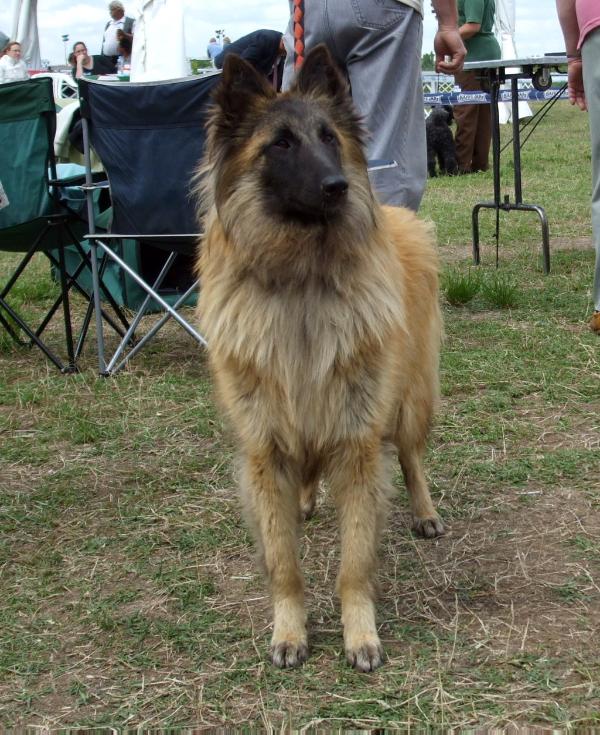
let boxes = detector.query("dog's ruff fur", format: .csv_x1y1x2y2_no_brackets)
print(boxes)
195,46,444,672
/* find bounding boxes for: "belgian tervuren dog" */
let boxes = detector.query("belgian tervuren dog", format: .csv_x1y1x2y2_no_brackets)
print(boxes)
195,46,443,672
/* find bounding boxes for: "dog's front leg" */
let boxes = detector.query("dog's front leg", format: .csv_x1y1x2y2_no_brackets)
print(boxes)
240,447,308,668
329,440,391,672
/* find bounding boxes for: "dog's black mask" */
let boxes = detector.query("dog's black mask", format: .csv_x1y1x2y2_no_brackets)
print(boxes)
261,98,348,225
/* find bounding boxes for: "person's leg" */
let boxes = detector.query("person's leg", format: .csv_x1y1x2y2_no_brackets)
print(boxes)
342,2,426,209
284,0,426,210
453,71,482,173
282,0,333,90
582,28,600,328
471,100,492,172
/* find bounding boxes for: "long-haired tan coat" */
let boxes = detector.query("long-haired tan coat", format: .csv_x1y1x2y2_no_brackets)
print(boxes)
196,46,443,672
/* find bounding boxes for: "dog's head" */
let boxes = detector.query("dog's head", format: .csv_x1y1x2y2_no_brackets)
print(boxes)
428,105,454,127
202,45,370,227
443,104,455,124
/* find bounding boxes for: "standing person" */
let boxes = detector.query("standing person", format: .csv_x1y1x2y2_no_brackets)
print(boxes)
206,37,222,63
281,0,465,211
101,1,135,63
0,41,29,83
453,0,501,174
556,0,600,332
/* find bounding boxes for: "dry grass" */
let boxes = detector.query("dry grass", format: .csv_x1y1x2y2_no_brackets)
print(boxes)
1,101,600,729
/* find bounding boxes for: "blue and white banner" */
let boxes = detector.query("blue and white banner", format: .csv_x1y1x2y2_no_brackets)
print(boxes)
424,88,568,106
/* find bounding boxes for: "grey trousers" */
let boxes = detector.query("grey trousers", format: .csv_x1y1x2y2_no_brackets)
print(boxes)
282,0,426,211
582,27,600,312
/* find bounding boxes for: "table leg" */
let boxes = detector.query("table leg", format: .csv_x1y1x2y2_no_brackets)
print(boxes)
511,77,523,204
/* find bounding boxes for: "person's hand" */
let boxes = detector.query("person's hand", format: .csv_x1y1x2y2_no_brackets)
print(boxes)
434,28,466,74
116,29,125,40
567,58,587,111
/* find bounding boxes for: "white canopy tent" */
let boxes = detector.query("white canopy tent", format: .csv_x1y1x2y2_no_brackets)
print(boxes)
494,0,532,123
9,0,188,79
10,0,41,69
130,0,189,81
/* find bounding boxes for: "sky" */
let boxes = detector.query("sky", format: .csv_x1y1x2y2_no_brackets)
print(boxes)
0,0,566,68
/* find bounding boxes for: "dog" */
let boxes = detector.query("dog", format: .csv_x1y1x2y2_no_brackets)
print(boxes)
426,105,458,177
195,45,444,672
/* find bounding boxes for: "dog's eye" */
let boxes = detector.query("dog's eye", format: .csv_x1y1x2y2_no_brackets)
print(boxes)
321,130,336,145
273,138,292,150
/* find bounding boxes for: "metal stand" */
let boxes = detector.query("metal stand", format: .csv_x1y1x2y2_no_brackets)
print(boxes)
468,57,565,274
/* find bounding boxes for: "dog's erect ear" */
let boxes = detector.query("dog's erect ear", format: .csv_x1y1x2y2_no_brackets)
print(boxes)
293,44,348,102
291,44,364,145
213,53,276,127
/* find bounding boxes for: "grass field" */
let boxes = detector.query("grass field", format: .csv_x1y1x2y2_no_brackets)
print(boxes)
1,101,599,729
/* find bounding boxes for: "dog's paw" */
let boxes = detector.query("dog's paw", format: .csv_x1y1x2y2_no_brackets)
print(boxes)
412,515,445,538
271,640,309,668
345,638,384,673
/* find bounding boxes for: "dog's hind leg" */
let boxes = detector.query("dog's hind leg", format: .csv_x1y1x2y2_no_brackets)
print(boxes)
328,440,392,672
443,151,458,176
393,362,444,538
398,443,444,538
240,447,308,668
427,145,437,177
396,421,444,538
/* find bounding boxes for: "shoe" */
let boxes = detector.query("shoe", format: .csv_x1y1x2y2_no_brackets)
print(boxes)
590,311,600,333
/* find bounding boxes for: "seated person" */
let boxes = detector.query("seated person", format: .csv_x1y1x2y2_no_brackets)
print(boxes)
116,36,132,74
70,41,116,80
0,41,29,83
213,29,285,87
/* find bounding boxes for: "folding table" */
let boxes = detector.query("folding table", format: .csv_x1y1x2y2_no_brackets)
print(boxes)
463,55,567,273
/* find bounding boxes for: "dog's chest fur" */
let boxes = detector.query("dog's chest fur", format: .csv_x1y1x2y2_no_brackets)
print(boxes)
200,238,406,450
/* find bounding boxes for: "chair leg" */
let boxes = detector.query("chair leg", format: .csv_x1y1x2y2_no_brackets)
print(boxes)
56,240,77,373
104,251,178,373
0,293,66,369
0,303,27,345
0,236,71,370
44,247,132,345
89,238,108,375
109,278,200,375
0,244,38,300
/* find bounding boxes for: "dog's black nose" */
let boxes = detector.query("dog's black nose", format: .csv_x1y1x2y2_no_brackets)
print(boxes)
322,175,348,200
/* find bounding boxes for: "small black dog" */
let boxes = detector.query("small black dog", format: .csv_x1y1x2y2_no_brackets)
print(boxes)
426,105,458,177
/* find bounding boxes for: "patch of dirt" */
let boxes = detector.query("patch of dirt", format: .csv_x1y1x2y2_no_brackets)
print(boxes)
395,484,600,655
551,236,593,251
437,236,593,266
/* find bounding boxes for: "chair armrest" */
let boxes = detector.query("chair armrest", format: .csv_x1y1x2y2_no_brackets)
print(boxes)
49,171,107,188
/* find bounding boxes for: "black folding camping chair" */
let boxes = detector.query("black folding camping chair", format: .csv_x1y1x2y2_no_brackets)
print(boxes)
0,77,125,372
78,74,219,376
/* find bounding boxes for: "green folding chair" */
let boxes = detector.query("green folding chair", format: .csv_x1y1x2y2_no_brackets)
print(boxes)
0,77,127,372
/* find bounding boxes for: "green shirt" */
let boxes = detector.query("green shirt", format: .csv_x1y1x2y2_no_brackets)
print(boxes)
458,0,501,61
